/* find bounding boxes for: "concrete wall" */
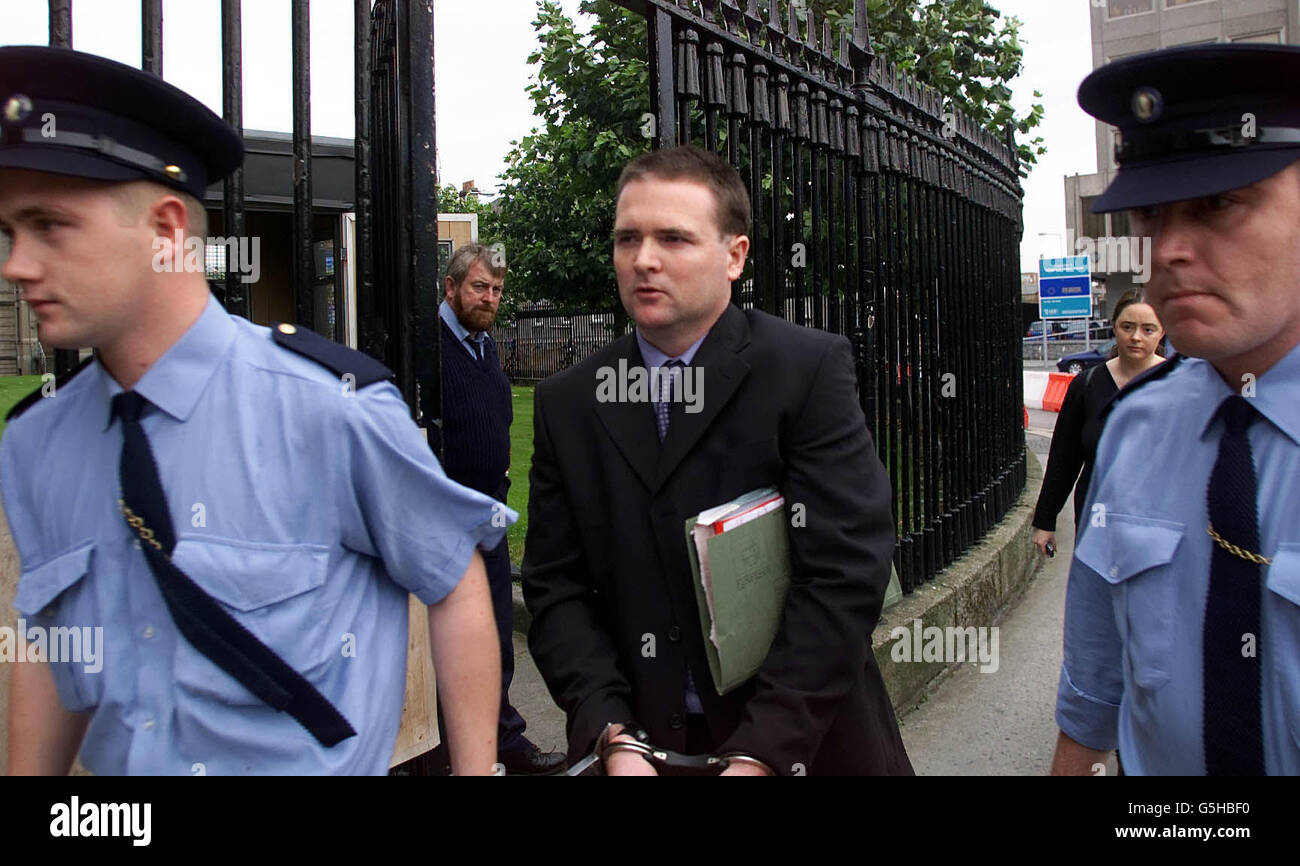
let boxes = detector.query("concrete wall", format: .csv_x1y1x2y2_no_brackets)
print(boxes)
873,449,1043,712
1067,0,1298,251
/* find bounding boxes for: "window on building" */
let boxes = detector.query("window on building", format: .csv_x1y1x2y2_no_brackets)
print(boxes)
438,238,453,280
205,242,226,281
1108,0,1153,18
1229,31,1282,44
1080,196,1107,242
1110,209,1132,239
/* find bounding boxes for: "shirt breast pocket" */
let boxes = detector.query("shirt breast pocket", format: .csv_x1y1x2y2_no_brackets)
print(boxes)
1076,513,1185,692
14,541,95,617
13,541,97,710
1264,544,1300,749
169,536,331,706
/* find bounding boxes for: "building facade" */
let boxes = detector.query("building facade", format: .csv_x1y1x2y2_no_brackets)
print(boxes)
1065,0,1300,319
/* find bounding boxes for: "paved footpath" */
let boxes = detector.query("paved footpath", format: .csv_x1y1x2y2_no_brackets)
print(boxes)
895,427,1080,775
510,414,1118,774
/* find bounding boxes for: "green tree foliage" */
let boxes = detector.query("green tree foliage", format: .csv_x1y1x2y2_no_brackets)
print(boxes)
817,0,1045,159
495,0,1045,311
494,1,649,317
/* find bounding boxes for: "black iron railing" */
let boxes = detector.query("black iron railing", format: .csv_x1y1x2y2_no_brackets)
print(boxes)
616,0,1027,592
492,307,631,383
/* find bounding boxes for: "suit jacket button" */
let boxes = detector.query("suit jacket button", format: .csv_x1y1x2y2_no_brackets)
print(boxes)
670,713,684,730
667,626,681,642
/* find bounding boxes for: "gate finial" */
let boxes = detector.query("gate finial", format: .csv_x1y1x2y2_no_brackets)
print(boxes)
785,1,802,63
850,0,876,88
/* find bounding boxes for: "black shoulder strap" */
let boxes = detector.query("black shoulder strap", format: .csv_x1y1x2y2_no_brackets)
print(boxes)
1099,354,1185,422
271,323,393,389
5,355,94,422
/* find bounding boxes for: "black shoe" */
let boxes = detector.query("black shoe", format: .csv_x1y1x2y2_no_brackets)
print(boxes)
498,740,568,776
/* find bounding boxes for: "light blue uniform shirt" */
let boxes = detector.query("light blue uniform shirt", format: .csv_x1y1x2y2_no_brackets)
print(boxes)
1056,341,1300,774
439,300,486,359
0,295,516,775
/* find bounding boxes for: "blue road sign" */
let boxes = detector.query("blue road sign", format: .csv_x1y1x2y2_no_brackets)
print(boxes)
1039,256,1093,320
1039,255,1089,279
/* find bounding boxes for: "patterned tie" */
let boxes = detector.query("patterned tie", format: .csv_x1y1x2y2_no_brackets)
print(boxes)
113,391,355,746
1202,394,1265,775
654,360,685,442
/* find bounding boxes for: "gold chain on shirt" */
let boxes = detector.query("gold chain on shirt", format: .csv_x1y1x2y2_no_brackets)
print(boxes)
1207,523,1271,566
119,499,163,551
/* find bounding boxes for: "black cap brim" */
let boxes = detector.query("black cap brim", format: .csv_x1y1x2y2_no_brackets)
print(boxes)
1092,147,1300,214
0,145,172,186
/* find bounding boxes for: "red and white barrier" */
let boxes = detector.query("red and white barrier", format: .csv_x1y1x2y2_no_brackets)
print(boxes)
1024,370,1075,412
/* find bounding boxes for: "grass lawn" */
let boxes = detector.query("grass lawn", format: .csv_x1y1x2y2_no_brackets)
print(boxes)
0,375,43,439
506,384,535,566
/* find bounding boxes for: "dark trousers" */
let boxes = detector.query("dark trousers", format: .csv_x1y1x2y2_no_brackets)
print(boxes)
483,534,528,753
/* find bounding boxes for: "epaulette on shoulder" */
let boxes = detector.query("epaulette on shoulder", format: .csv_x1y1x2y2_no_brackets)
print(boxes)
1099,354,1185,422
270,322,393,389
4,355,94,423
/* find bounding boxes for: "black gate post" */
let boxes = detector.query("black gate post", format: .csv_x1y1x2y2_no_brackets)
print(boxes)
47,0,79,378
402,0,441,439
291,0,314,330
647,4,678,150
141,0,162,77
221,0,249,318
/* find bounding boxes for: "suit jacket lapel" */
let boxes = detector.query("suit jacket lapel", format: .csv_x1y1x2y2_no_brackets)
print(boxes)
592,336,660,491
653,304,752,492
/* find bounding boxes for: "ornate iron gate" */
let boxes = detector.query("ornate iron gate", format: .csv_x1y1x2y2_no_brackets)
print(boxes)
616,0,1027,592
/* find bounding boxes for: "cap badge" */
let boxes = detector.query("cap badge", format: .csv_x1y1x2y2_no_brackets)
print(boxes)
277,323,298,335
2,94,33,124
163,164,186,181
1132,87,1163,124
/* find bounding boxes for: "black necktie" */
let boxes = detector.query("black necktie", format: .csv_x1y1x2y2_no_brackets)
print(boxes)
466,336,482,361
113,391,355,747
1202,394,1265,775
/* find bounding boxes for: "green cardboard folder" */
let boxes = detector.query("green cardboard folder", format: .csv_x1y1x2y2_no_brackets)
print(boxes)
684,488,793,695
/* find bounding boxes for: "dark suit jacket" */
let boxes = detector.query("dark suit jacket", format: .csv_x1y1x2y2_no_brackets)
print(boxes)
522,305,913,775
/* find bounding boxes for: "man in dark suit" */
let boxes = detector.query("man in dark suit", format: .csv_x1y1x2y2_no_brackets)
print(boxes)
523,146,913,776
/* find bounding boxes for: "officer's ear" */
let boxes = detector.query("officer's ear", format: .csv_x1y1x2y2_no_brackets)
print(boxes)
129,182,206,243
143,193,191,242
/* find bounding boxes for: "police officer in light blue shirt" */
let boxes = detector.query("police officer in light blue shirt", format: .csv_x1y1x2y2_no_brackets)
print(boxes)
1052,44,1300,775
0,46,513,775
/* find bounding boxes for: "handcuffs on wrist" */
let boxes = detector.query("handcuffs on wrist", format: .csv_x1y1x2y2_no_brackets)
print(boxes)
563,721,776,776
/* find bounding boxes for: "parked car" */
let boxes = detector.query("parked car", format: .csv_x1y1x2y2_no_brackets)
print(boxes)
1057,339,1116,374
1026,320,1070,340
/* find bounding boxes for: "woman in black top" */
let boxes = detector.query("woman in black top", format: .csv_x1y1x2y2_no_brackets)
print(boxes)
1032,293,1166,556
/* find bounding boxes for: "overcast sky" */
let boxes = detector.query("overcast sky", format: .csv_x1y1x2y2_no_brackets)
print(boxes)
2,0,1097,272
